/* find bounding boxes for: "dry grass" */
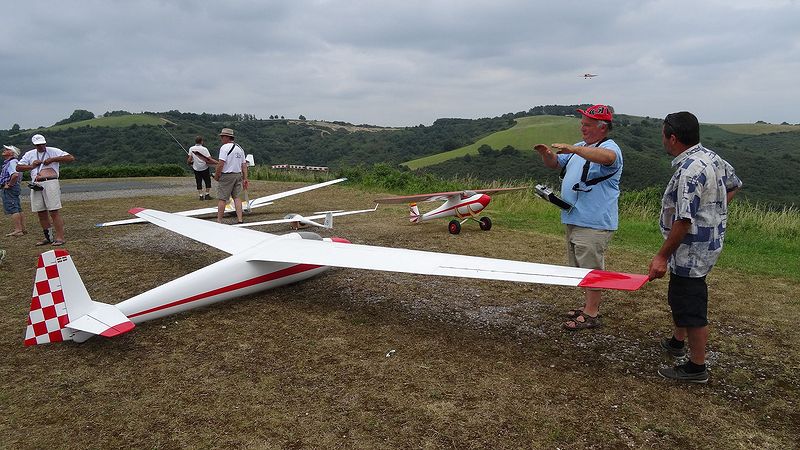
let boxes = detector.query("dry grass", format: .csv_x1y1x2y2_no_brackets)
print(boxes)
0,178,798,449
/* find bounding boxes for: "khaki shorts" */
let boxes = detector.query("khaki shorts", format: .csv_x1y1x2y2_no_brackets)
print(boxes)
217,172,243,201
565,224,613,270
30,179,62,212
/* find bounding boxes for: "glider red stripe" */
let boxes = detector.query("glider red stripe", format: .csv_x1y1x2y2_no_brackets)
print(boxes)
128,263,321,318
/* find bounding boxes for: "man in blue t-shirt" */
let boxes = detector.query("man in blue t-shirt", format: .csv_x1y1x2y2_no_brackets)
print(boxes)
535,104,623,330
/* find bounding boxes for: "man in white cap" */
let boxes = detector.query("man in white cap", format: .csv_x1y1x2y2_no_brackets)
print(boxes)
16,134,75,246
1,145,26,236
213,128,248,223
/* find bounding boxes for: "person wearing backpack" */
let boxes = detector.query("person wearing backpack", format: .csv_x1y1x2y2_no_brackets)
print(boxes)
534,104,623,330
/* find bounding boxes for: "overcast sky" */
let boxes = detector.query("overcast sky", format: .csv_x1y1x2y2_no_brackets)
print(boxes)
3,0,799,129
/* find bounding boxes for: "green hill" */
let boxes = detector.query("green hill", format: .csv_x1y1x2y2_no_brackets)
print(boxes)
2,107,798,206
44,114,167,132
403,115,580,169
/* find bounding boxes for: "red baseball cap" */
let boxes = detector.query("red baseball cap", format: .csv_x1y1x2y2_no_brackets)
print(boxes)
577,104,613,121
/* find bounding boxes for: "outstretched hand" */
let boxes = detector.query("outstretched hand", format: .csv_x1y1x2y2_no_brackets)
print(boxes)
551,143,575,154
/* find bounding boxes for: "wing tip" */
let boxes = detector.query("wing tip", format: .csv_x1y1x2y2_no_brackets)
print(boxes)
100,321,136,337
578,269,649,291
128,207,145,215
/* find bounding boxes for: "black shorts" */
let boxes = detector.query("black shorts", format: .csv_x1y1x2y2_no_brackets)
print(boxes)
668,273,708,327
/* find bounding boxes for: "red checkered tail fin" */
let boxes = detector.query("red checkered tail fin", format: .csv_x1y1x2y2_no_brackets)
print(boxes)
409,203,421,223
24,250,135,346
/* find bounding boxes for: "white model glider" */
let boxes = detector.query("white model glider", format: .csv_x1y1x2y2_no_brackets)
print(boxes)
95,178,347,227
375,187,527,234
24,208,648,346
233,205,378,230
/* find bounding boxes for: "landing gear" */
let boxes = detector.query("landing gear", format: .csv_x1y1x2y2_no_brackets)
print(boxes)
448,220,462,235
479,217,492,231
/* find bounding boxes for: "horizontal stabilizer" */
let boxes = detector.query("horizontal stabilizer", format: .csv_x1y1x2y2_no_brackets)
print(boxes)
67,303,135,338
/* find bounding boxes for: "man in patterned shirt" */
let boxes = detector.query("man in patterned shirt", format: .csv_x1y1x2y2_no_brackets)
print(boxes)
648,111,742,383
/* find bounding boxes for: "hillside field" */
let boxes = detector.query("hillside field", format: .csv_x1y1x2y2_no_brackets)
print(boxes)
404,116,580,169
44,114,167,132
1,178,797,448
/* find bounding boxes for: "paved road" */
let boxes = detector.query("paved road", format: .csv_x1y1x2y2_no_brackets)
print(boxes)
20,177,196,201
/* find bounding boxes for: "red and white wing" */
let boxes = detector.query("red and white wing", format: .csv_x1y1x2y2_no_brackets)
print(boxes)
248,238,648,291
375,187,527,204
129,208,276,254
473,187,528,195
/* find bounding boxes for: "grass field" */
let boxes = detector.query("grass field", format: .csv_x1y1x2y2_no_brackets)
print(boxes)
44,114,167,132
1,178,798,448
712,123,800,135
403,116,580,169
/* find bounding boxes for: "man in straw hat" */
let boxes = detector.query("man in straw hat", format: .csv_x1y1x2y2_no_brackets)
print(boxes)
213,128,249,223
1,145,26,236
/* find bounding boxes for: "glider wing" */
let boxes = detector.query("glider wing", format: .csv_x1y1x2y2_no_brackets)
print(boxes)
248,236,648,291
96,178,347,227
129,208,275,254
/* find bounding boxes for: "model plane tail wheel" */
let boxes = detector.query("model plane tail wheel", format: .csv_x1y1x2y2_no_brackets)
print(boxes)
448,220,461,234
479,217,492,231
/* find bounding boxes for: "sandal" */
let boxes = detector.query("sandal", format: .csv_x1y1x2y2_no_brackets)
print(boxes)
563,312,602,330
51,240,66,246
6,230,26,237
566,307,601,319
566,307,585,319
35,239,52,246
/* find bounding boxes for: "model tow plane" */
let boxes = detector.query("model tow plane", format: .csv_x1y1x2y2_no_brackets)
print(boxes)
24,208,648,346
375,187,527,234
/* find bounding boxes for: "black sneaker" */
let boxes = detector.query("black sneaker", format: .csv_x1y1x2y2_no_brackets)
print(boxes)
660,337,687,358
658,364,709,383
204,193,213,200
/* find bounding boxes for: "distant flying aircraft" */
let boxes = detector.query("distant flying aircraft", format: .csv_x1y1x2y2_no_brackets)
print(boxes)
583,73,598,79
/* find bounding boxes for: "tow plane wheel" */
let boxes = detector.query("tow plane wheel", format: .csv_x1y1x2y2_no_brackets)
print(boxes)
448,220,461,234
479,217,492,231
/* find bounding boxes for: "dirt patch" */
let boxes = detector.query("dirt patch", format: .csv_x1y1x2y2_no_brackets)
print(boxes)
1,178,797,448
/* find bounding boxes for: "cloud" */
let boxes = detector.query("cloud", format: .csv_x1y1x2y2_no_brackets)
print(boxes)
2,0,799,129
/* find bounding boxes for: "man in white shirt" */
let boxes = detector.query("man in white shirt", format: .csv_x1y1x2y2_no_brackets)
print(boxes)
16,134,75,246
213,128,248,223
186,135,215,200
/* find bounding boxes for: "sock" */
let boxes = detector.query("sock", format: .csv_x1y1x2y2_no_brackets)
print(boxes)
684,360,706,373
669,336,685,349
43,228,52,242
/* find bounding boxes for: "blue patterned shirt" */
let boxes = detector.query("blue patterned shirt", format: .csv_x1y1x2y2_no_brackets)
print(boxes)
660,144,742,277
0,158,18,185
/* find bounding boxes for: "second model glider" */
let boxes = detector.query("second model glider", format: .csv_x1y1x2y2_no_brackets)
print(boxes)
375,187,527,234
24,208,648,346
233,205,378,230
95,178,347,227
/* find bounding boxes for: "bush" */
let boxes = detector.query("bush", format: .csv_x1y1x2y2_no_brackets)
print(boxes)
59,164,187,179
